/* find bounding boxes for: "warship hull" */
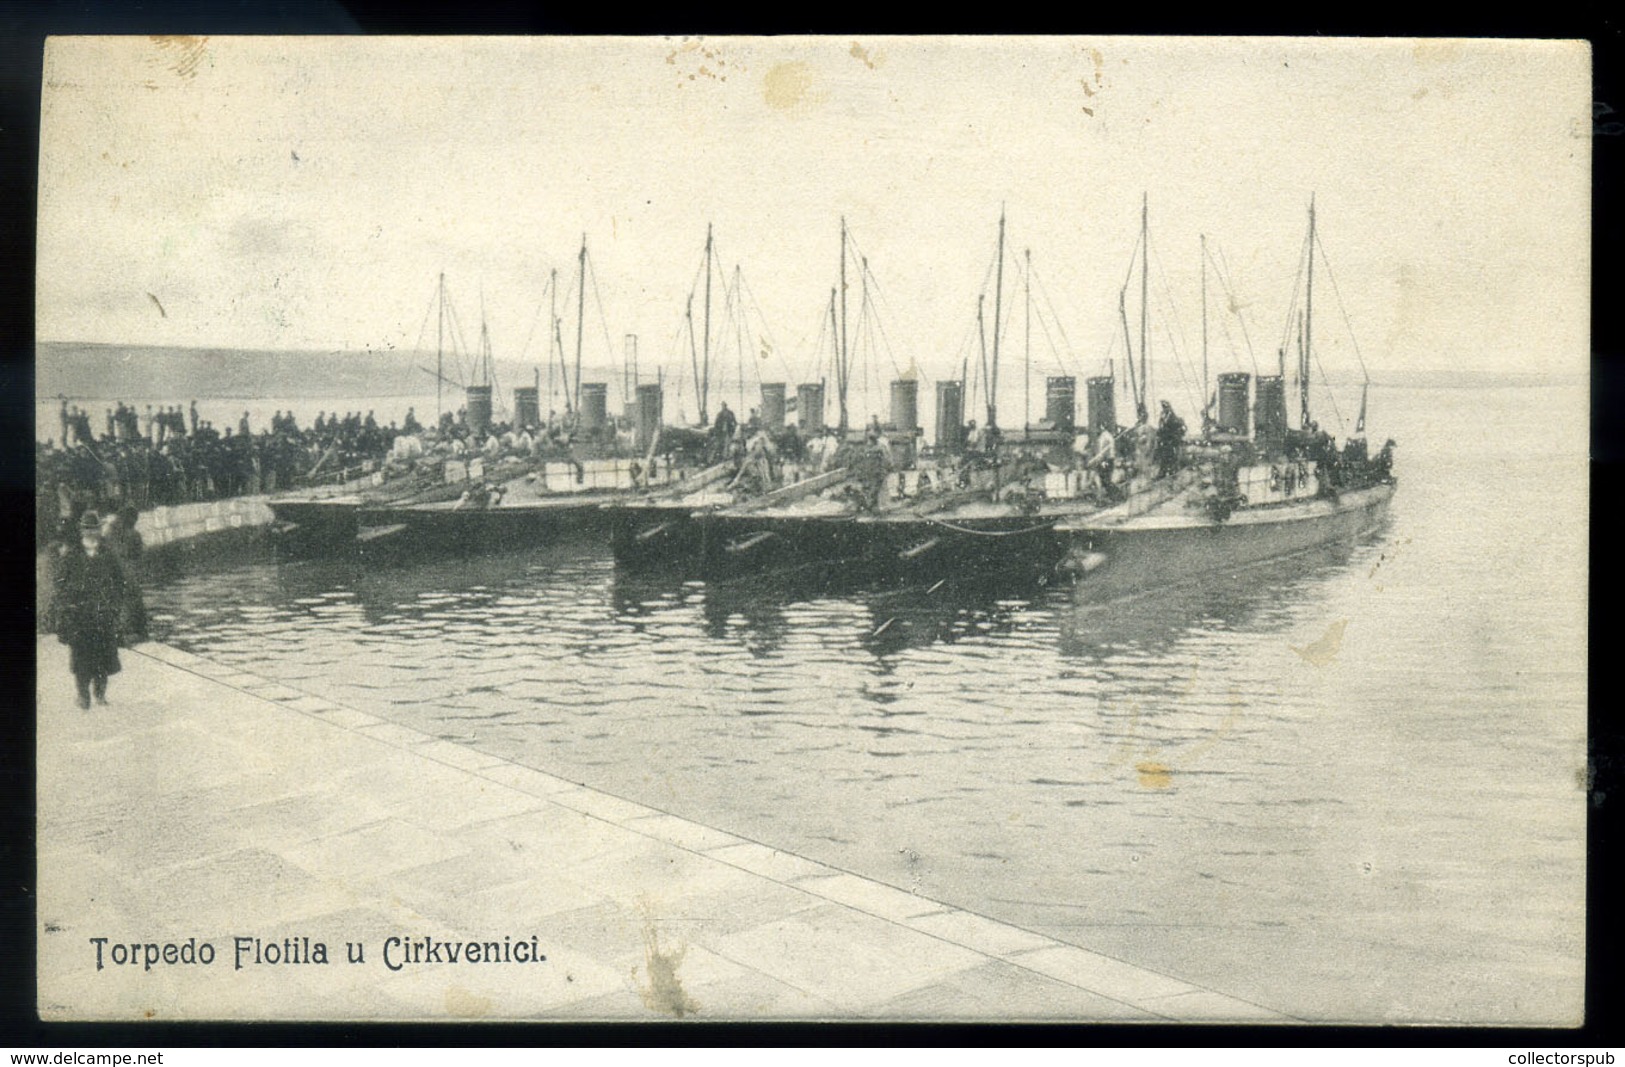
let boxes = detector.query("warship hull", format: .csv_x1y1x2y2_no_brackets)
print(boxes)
1060,482,1394,599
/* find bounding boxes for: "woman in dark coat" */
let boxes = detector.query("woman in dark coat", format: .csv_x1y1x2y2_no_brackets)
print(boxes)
53,510,127,709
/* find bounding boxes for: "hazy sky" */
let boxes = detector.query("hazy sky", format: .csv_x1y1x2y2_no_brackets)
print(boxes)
38,36,1590,412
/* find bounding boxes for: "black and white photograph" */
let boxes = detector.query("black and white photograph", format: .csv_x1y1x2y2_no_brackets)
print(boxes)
32,35,1589,1024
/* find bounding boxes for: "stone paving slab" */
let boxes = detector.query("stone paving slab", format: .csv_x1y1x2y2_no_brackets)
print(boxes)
35,636,1293,1023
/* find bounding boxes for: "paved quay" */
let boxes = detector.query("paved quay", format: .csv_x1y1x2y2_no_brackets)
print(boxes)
36,635,1292,1023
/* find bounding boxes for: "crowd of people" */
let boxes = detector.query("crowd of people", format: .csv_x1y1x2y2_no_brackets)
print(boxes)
38,399,410,545
35,397,634,549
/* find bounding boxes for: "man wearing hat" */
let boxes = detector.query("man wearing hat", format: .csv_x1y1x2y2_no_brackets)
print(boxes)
51,510,129,709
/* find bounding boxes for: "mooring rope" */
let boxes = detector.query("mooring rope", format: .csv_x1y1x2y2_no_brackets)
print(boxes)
922,518,1058,537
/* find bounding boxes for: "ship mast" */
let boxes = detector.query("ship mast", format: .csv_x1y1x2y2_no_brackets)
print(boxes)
1024,247,1031,435
1139,192,1149,422
574,234,587,419
989,209,1005,432
686,294,700,425
545,274,554,420
550,268,569,416
838,218,849,433
828,287,839,424
1120,271,1139,418
860,257,869,427
1200,233,1208,432
735,264,746,414
1302,194,1315,427
701,222,713,427
977,295,988,428
436,272,445,423
554,313,570,416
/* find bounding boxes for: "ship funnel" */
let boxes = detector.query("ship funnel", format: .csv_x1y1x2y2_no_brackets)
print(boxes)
513,386,540,430
465,385,493,437
1085,376,1116,436
1046,376,1077,433
890,379,919,434
760,383,787,432
634,383,663,452
580,383,608,433
1254,375,1288,450
796,383,826,433
1216,372,1250,437
935,380,965,451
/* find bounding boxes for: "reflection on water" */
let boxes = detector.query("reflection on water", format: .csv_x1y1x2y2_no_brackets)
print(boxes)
145,385,1587,1024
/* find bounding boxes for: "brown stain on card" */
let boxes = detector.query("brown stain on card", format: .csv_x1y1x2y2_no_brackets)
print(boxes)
1078,46,1106,116
149,35,208,80
1135,761,1172,789
1292,619,1348,666
764,62,817,112
634,914,698,1017
667,39,734,86
1115,673,1245,790
849,42,883,70
445,986,493,1018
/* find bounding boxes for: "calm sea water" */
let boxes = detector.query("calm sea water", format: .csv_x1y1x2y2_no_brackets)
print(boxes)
134,383,1586,1024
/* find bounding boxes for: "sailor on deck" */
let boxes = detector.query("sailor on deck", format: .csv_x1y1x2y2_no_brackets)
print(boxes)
711,401,738,462
1155,401,1186,478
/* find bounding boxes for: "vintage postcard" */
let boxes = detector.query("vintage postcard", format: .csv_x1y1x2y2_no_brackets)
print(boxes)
35,35,1590,1024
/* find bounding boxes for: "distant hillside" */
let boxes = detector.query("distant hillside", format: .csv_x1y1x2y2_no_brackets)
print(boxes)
34,341,619,401
35,341,1581,400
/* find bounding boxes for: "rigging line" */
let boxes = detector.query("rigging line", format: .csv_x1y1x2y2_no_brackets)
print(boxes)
846,249,907,377
845,222,902,362
1030,266,1078,375
970,301,985,420
854,286,873,412
411,278,436,363
868,296,890,403
1310,345,1347,435
1146,252,1203,417
1160,316,1203,420
406,280,440,395
481,299,504,404
586,252,622,405
683,240,709,361
733,271,759,403
1150,236,1191,364
442,289,474,388
1031,297,1067,380
860,299,877,414
1278,225,1312,356
729,271,758,400
780,302,819,393
1117,229,1144,406
1215,308,1244,376
1155,285,1202,416
517,271,552,365
1313,231,1372,385
861,266,903,380
1100,323,1122,379
809,292,833,392
715,269,738,402
671,329,689,423
738,269,796,385
1142,241,1202,417
1209,243,1261,377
